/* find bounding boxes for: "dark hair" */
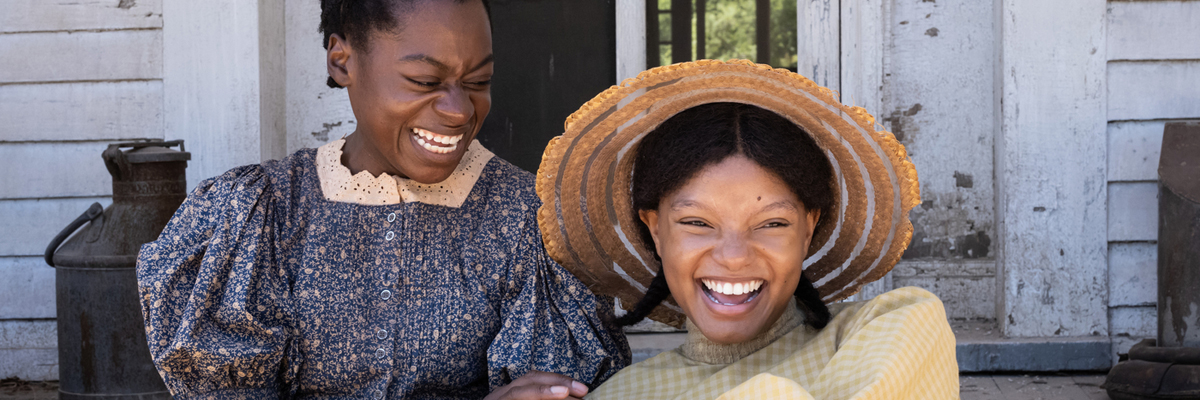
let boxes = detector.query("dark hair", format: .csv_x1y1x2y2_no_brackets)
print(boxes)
318,0,492,89
615,102,835,330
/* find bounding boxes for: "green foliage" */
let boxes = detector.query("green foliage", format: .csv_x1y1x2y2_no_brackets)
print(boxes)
656,0,797,69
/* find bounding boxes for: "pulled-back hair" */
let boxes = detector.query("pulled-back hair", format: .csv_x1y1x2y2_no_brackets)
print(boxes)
616,102,835,329
318,0,492,89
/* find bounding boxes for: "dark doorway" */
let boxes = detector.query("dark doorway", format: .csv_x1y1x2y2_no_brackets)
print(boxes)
478,0,617,173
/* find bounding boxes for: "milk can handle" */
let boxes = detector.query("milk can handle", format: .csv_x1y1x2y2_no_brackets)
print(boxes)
44,202,104,267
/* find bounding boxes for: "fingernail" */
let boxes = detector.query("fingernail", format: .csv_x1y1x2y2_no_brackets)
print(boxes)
572,381,588,393
550,386,568,395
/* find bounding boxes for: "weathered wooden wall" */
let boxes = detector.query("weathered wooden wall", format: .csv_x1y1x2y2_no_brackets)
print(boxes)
881,0,998,320
997,0,1109,338
0,0,164,380
1105,0,1200,362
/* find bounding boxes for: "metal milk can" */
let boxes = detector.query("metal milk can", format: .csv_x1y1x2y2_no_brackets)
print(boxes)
44,140,189,400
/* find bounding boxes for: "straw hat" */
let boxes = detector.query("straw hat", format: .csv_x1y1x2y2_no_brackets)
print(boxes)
536,60,920,327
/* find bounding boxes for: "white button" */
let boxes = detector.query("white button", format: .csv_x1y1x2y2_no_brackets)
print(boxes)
375,347,386,359
381,289,392,300
377,328,388,339
387,212,397,222
385,231,395,241
373,389,383,399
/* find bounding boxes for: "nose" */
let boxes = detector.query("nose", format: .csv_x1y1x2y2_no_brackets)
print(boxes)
433,85,473,128
711,232,753,271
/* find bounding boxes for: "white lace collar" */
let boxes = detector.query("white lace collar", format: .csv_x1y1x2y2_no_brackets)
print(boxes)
315,138,494,208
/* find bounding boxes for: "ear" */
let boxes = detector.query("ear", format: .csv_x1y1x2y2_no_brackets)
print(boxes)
327,33,354,88
801,209,821,248
638,209,663,251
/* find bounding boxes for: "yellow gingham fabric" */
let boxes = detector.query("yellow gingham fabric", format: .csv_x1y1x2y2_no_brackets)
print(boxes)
588,287,959,400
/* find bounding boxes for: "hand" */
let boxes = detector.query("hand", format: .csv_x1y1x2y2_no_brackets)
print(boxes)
483,371,590,400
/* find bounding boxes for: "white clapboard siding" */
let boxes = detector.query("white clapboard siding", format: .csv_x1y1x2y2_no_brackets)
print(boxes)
0,30,162,83
0,0,162,33
1108,1,1200,61
1110,306,1156,338
0,257,55,319
1108,60,1200,121
1108,182,1159,242
0,197,112,256
1108,121,1166,182
0,142,119,199
284,0,357,154
0,320,57,381
0,81,163,142
1108,242,1157,307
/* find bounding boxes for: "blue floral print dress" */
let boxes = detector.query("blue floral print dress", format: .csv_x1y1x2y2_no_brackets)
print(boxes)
136,139,630,399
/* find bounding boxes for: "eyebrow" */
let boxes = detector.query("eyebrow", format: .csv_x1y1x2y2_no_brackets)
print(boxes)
759,200,801,214
669,199,799,214
670,199,708,211
398,54,495,73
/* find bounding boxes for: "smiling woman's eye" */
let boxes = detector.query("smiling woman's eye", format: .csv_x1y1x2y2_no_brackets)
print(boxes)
679,220,710,228
762,221,791,228
465,79,491,88
407,78,440,87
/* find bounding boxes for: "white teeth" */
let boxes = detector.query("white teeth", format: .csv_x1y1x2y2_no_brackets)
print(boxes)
703,279,765,295
413,128,462,154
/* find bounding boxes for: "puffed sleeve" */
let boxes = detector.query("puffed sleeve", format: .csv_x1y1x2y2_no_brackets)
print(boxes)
486,207,632,390
136,165,297,399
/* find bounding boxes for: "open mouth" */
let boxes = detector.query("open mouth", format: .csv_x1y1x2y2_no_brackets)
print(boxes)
413,128,463,154
700,279,764,306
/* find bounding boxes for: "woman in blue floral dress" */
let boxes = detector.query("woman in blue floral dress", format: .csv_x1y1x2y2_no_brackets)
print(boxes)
135,1,629,398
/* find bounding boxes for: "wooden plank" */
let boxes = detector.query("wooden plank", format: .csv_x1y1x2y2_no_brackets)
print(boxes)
998,0,1108,338
0,0,162,33
0,142,115,199
615,0,646,83
885,0,997,269
165,0,275,188
894,275,995,320
1108,60,1200,121
1108,242,1156,307
0,257,55,319
1107,182,1159,242
0,80,163,142
0,30,162,83
1111,306,1156,337
0,197,111,256
797,0,840,91
1108,120,1165,182
840,0,884,116
1108,1,1200,61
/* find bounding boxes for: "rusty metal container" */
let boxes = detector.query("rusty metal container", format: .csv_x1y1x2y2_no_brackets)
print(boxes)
1105,122,1200,399
1157,122,1200,349
44,140,189,400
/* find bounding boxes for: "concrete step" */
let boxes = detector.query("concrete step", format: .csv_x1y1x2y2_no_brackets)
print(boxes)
625,320,1113,372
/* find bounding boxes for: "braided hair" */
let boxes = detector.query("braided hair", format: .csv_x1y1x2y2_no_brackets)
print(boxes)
615,102,835,330
318,0,491,89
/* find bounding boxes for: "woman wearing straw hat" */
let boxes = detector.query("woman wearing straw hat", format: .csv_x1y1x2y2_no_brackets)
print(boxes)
537,60,958,399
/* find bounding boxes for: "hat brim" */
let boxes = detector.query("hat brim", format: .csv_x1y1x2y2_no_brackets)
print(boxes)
537,60,920,328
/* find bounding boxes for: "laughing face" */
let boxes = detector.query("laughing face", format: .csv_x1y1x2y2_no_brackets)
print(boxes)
639,155,821,345
327,0,493,183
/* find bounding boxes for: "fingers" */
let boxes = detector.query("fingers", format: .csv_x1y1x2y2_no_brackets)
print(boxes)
514,371,589,398
504,384,571,399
